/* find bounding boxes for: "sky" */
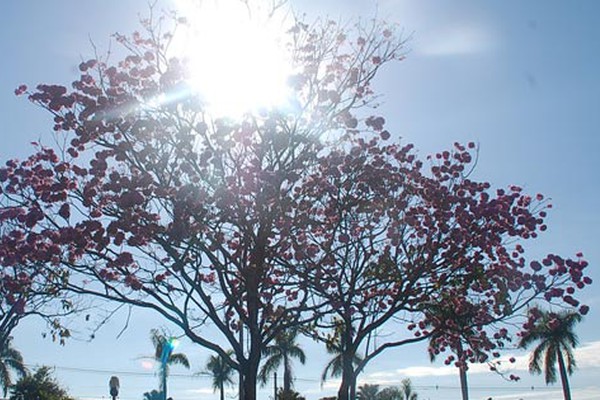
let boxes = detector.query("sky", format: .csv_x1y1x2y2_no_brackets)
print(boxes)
1,1,600,400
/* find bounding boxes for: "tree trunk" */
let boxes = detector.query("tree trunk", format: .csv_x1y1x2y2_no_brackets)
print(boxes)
243,361,259,400
220,381,225,400
457,342,469,400
459,366,469,400
337,349,354,400
283,356,291,392
556,349,572,400
350,374,357,400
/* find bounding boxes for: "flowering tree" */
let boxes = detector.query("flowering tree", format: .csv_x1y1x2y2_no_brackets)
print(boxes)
0,11,407,400
0,6,591,400
291,135,591,400
0,241,74,350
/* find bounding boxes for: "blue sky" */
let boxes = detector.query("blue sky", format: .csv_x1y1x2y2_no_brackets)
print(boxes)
1,1,599,400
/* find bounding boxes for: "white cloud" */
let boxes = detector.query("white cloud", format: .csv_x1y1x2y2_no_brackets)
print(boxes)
361,341,600,382
184,387,218,395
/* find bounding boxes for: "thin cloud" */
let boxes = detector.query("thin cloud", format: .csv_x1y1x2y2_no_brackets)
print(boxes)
418,25,494,56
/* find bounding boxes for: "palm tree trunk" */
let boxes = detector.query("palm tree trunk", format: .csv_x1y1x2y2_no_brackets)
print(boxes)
283,356,291,392
459,367,469,400
220,381,225,400
457,343,469,400
556,349,572,400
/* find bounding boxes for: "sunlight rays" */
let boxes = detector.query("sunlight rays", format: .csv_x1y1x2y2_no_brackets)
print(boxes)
172,0,294,118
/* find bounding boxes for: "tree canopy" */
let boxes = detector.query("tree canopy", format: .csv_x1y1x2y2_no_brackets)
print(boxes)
9,366,73,400
0,4,592,400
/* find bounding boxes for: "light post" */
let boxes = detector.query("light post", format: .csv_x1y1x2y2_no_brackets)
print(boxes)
109,376,119,400
160,337,178,400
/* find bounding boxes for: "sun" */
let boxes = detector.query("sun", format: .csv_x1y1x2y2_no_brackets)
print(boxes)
172,0,294,118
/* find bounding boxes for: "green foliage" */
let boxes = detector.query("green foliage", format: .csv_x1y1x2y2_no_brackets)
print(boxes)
9,366,73,400
519,310,582,385
259,329,306,391
321,322,362,385
377,386,403,400
277,388,306,400
142,389,163,400
204,349,235,400
357,383,380,400
0,337,27,397
145,328,190,393
400,379,418,400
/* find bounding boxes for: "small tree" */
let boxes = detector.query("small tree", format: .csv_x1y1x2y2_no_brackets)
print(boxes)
259,329,306,392
519,309,582,400
143,389,162,400
357,383,380,400
205,350,235,400
145,328,190,396
377,386,402,400
9,366,73,400
0,337,27,397
400,379,417,400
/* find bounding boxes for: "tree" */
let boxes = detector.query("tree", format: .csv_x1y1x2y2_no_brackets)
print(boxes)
205,350,235,400
143,389,162,400
9,366,73,400
0,4,592,400
518,309,582,400
145,328,190,396
320,321,362,399
425,298,489,400
400,378,418,400
292,131,591,399
277,388,306,400
0,8,408,400
0,337,27,397
357,383,380,400
377,386,402,400
0,257,75,351
259,329,306,392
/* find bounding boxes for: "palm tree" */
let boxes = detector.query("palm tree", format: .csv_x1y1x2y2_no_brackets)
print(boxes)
259,329,306,392
400,378,418,400
142,389,162,400
204,350,235,400
0,337,27,397
425,300,485,400
146,328,190,395
356,383,380,400
518,310,582,400
321,323,363,400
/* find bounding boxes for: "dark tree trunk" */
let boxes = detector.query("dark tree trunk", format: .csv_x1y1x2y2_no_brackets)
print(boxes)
283,356,291,392
457,343,469,400
556,349,572,400
337,349,354,400
243,360,259,400
220,381,225,400
459,367,469,400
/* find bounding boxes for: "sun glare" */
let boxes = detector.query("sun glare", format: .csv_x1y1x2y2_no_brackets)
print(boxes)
173,0,294,118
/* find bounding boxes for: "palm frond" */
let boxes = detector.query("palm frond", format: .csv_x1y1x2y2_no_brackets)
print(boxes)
259,355,282,385
169,353,190,369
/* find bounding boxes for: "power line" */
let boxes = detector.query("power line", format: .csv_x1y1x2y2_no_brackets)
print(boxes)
24,363,589,392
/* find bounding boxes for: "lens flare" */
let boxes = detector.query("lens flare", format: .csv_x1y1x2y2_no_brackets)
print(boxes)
172,0,293,118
